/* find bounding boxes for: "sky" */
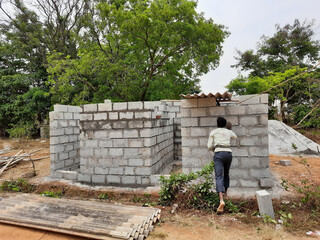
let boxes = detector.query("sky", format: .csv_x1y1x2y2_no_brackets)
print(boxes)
196,0,320,93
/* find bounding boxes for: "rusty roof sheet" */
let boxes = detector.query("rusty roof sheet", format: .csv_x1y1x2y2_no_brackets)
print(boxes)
179,92,232,101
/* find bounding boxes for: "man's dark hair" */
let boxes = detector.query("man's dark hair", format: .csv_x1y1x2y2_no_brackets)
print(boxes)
217,117,227,128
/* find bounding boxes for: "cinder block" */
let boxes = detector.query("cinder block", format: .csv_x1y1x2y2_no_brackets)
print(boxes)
240,158,260,168
239,116,258,126
239,94,260,105
54,105,69,112
173,101,181,106
57,120,68,128
239,179,259,188
246,104,268,115
140,129,151,138
190,108,207,117
129,158,144,166
122,176,136,184
108,112,118,120
128,120,143,129
109,148,123,156
260,94,269,104
248,147,269,157
49,112,64,120
279,159,291,166
181,118,198,127
50,145,64,154
62,171,78,180
230,169,249,178
144,138,156,147
249,126,268,136
52,161,65,170
107,175,121,184
128,102,143,110
135,111,152,119
239,136,259,146
64,112,73,119
83,104,97,112
128,139,144,148
69,150,78,158
197,98,216,107
260,157,270,168
92,175,105,184
98,103,112,111
64,128,73,135
113,139,128,148
199,117,216,127
80,148,93,157
181,99,197,108
256,190,275,219
141,176,151,185
86,140,98,148
112,121,127,129
109,130,123,139
144,101,161,110
113,102,128,110
250,168,271,178
78,173,91,182
135,167,151,175
120,112,134,119
190,128,208,137
50,137,60,145
259,114,269,125
123,130,138,138
94,113,107,121
79,113,93,121
68,106,81,113
73,113,80,119
69,135,78,142
181,138,199,147
124,148,139,156
208,106,226,116
225,105,246,116
125,167,134,175
260,178,274,188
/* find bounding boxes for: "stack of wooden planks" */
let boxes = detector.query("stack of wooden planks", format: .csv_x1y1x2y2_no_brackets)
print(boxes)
0,148,48,176
0,194,161,240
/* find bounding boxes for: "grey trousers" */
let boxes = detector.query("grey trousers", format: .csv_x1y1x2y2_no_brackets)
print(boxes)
214,151,232,193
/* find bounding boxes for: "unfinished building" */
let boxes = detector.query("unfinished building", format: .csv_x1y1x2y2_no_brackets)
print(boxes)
50,93,273,191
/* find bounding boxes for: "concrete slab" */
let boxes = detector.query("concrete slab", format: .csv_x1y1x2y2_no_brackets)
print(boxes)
256,190,275,219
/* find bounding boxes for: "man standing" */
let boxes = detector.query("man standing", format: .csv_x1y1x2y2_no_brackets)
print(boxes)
207,117,237,214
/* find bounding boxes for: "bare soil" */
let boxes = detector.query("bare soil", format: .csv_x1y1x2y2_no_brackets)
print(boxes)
0,138,320,240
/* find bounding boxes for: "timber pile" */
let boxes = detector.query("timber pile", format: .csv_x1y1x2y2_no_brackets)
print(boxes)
0,194,161,240
0,148,48,176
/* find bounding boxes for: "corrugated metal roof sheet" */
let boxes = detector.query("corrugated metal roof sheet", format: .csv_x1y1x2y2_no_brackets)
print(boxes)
179,92,232,101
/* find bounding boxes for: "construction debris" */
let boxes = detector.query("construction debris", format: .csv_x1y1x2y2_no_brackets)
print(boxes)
0,194,160,240
0,147,11,156
279,160,292,166
0,148,48,176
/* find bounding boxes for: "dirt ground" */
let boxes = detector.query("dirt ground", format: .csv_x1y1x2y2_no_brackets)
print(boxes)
0,138,320,240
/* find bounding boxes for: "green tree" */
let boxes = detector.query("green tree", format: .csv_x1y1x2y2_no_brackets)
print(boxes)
48,0,229,104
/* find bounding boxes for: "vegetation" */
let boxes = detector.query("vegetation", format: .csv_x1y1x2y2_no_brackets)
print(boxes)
0,179,34,192
0,0,228,137
40,191,63,198
227,19,320,126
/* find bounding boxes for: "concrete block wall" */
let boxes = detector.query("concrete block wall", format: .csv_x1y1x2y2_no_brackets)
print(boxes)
77,100,174,186
49,105,81,177
181,94,271,189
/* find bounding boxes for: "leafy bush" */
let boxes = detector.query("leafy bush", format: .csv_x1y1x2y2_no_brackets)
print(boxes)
6,122,35,138
292,104,320,128
41,191,62,198
0,179,34,192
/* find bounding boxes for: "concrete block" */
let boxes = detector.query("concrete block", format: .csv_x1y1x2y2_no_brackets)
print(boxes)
140,129,151,138
144,101,161,110
250,168,271,178
109,148,123,156
230,169,249,178
260,94,268,104
50,145,64,154
94,167,107,175
64,128,73,135
279,159,291,166
239,136,259,146
249,126,268,136
208,106,226,116
239,179,259,188
98,103,112,111
73,113,80,119
125,167,134,175
141,176,151,185
78,173,91,182
249,147,269,157
190,128,208,137
124,148,139,156
181,128,190,137
181,138,199,147
225,105,246,115
113,102,127,110
69,135,78,142
92,175,105,184
128,120,143,129
68,106,81,113
113,139,128,148
57,120,68,128
50,137,60,145
198,98,216,107
86,140,98,148
173,101,181,106
64,112,73,120
120,112,134,119
123,130,138,138
144,138,156,147
239,94,260,105
260,157,270,168
79,113,93,121
129,158,144,166
143,120,154,128
62,171,78,180
112,121,127,129
108,167,123,175
122,176,136,184
256,190,275,219
50,112,65,121
181,118,198,127
83,104,97,112
240,116,258,126
80,148,93,157
181,99,197,108
129,139,144,148
135,111,152,119
107,175,121,184
240,158,260,168
135,167,151,175
260,178,274,188
259,114,269,125
54,105,69,112
128,102,143,110
108,112,118,120
109,130,123,139
190,108,207,117
94,113,107,121
199,117,217,127
246,104,268,115
181,108,190,118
